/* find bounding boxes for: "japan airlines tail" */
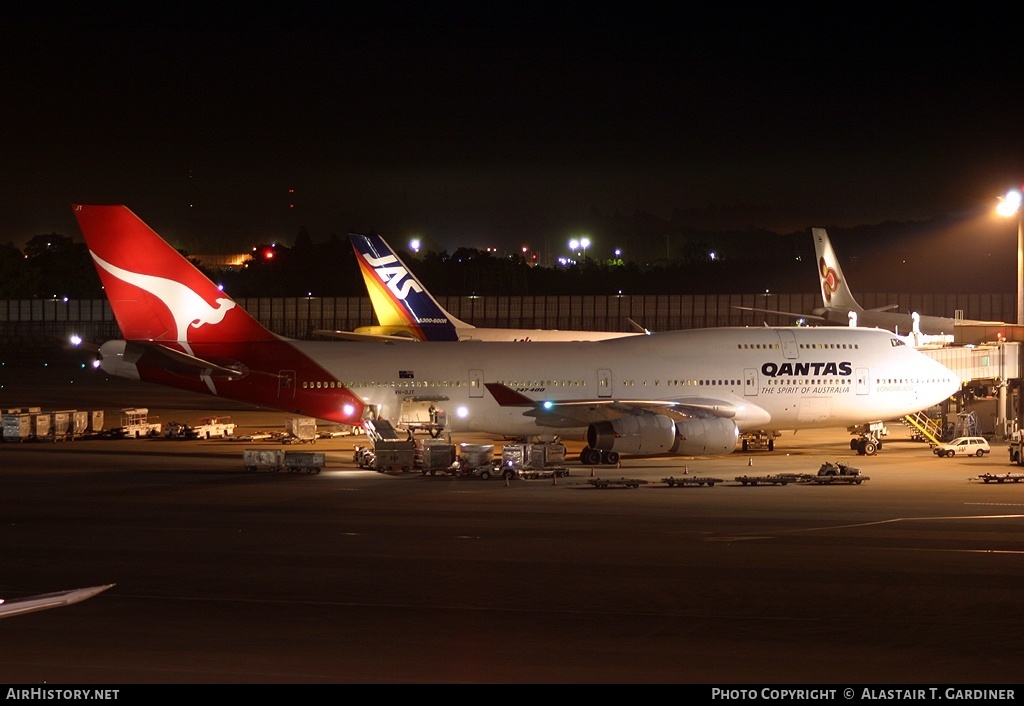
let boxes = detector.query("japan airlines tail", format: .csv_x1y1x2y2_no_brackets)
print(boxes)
338,232,643,342
72,205,960,463
737,228,1006,336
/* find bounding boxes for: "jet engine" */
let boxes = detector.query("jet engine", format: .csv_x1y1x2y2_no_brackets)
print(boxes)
588,414,739,456
672,417,739,455
587,414,676,455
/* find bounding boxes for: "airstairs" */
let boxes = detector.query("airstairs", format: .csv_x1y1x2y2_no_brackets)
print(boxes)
902,411,944,445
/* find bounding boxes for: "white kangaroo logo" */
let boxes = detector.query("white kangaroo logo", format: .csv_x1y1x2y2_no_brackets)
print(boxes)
90,251,236,354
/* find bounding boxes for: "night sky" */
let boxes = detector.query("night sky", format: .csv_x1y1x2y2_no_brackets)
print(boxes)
3,6,1023,260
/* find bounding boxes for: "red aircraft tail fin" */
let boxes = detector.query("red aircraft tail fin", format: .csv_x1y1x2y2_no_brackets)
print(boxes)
72,204,275,345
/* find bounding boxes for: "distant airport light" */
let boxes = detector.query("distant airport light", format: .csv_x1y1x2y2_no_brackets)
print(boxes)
410,238,421,253
456,406,469,418
997,189,1022,217
342,404,356,417
69,335,82,346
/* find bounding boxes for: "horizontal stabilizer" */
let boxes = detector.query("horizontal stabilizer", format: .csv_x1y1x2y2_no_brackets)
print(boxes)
312,329,419,343
127,341,250,378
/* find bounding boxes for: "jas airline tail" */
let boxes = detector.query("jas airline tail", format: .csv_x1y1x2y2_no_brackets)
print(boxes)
71,205,365,424
350,232,462,341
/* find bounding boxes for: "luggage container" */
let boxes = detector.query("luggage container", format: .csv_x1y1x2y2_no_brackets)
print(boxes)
416,438,457,475
30,412,50,440
242,448,285,472
48,410,74,441
72,411,89,438
2,413,32,442
458,443,495,474
282,451,326,474
284,416,317,444
88,410,104,435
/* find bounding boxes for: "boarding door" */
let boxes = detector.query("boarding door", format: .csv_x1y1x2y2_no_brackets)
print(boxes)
856,367,870,396
597,369,612,398
469,369,484,398
775,330,799,359
744,368,758,397
278,370,296,399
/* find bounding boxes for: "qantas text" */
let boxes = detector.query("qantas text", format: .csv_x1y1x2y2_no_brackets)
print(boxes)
761,361,852,378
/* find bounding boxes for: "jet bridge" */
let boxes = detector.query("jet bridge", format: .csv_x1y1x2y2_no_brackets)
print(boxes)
918,341,1021,438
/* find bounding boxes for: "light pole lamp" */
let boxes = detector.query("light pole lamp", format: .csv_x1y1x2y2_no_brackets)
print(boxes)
996,189,1023,325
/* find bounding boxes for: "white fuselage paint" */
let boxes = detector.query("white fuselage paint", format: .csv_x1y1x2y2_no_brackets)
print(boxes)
286,326,959,439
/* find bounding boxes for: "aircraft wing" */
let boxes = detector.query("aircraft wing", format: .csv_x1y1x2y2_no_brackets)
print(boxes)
485,383,739,428
311,329,420,343
0,584,114,619
733,305,826,322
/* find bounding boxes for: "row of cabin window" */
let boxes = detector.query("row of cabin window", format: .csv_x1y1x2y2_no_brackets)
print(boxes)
736,343,861,349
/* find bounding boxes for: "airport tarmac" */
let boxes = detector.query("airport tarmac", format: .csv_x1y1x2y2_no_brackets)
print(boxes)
1,362,1023,684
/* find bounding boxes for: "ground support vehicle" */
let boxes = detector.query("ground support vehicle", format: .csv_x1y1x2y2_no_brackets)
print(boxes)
734,474,793,486
1008,436,1024,465
972,472,1024,483
801,461,868,484
933,436,991,458
662,476,723,487
518,467,571,479
467,463,518,480
111,408,161,438
187,416,235,439
588,477,648,489
740,431,780,452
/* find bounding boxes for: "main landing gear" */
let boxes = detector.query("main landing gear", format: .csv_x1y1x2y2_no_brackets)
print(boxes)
579,447,620,465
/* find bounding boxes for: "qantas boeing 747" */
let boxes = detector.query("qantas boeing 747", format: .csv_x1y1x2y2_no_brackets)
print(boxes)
72,205,961,464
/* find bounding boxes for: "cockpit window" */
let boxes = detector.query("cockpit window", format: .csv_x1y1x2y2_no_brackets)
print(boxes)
890,339,906,347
